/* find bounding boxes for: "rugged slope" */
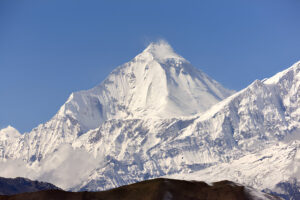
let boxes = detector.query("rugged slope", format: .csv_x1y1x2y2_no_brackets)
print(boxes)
0,178,279,200
0,177,60,195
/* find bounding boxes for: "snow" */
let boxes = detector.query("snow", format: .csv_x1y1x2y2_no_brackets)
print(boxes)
0,41,300,199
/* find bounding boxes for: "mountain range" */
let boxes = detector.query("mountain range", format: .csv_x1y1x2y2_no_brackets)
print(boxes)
0,40,299,199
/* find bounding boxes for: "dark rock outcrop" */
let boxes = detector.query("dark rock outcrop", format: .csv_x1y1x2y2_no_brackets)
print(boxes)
0,177,61,195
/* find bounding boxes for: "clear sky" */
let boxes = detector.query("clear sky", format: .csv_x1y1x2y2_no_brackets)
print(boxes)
1,0,300,133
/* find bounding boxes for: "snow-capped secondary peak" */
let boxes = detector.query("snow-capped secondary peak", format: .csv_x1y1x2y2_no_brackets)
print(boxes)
0,125,20,140
141,40,184,62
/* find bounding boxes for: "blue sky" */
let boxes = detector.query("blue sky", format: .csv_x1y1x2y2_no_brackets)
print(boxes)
1,0,300,133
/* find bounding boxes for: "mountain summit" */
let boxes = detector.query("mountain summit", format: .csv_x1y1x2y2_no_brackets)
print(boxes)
57,41,234,132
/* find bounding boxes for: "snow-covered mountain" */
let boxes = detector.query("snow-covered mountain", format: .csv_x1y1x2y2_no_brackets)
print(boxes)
0,41,299,199
0,40,233,163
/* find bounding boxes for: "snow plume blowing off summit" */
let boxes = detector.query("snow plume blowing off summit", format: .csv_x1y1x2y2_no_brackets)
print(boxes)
0,41,235,189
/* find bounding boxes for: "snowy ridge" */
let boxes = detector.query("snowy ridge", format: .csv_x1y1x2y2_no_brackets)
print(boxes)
0,42,299,199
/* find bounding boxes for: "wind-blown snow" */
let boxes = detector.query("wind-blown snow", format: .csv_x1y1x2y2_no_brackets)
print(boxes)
0,41,299,199
144,40,184,62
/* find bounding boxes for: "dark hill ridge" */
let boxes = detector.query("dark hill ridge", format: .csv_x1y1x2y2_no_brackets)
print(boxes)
0,178,280,200
0,177,61,195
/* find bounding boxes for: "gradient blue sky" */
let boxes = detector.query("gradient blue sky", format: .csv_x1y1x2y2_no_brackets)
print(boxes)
1,0,300,133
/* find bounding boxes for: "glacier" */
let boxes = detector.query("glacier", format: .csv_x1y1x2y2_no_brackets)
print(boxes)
0,41,300,198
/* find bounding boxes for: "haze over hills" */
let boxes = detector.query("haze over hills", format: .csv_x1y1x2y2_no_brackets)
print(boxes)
0,41,299,199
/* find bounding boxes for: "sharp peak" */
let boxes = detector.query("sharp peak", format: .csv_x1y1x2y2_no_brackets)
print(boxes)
141,40,185,62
